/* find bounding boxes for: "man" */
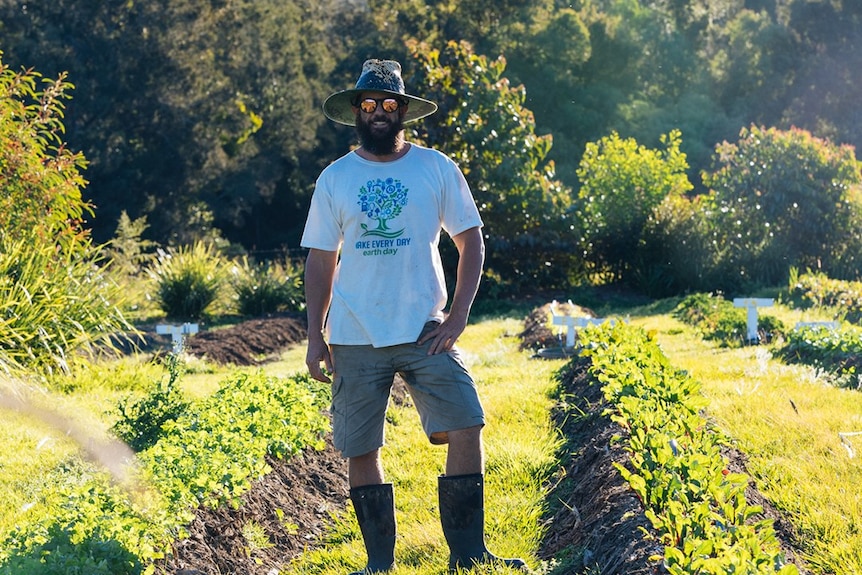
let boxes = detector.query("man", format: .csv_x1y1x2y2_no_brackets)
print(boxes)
301,59,525,574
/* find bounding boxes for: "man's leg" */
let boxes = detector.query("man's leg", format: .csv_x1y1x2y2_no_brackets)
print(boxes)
349,448,385,488
347,449,395,574
445,425,484,476
439,426,525,572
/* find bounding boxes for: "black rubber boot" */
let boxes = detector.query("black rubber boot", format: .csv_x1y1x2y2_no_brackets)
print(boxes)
349,483,396,575
438,474,527,572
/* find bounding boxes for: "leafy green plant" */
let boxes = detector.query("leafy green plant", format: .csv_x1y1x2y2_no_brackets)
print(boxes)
409,39,579,294
785,269,862,324
774,324,862,389
0,54,89,244
140,371,329,512
576,129,693,287
0,54,136,378
229,255,304,316
0,232,136,377
111,355,190,452
703,125,862,288
148,241,225,320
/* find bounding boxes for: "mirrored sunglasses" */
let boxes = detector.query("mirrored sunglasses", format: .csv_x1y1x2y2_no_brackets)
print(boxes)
357,97,403,114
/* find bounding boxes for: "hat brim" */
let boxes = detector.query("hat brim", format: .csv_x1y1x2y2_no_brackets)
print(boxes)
322,88,438,126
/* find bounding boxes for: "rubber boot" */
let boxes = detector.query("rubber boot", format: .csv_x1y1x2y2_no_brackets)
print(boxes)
349,483,396,575
438,474,526,572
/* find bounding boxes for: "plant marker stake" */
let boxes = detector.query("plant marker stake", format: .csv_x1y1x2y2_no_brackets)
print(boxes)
732,298,773,343
156,322,200,354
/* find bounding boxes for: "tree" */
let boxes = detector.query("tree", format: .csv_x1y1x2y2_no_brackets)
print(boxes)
408,40,578,293
576,129,692,285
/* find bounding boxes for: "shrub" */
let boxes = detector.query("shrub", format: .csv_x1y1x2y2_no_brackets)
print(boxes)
576,129,693,287
0,54,134,378
229,255,304,316
148,241,225,321
785,269,862,324
774,324,862,389
0,231,135,377
112,355,190,452
673,293,785,346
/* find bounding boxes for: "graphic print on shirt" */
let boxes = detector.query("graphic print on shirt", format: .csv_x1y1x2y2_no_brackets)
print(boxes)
355,177,412,256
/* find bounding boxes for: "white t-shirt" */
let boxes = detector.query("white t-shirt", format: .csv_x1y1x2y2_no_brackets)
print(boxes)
301,144,483,347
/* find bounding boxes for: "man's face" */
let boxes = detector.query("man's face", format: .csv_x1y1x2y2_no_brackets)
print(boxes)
354,91,406,155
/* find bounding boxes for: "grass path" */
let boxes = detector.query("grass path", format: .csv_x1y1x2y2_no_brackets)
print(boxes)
635,313,862,575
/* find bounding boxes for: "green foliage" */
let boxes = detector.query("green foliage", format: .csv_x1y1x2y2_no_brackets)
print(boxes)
703,125,862,288
0,369,330,574
576,129,693,286
0,228,135,378
0,53,136,378
107,212,156,279
0,460,172,575
140,371,329,511
229,255,304,317
576,322,798,574
409,40,578,294
785,269,862,324
112,355,190,452
774,324,862,390
0,54,90,244
673,293,785,347
638,193,719,296
148,241,225,321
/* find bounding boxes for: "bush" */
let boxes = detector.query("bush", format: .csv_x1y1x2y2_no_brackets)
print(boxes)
229,255,304,316
0,55,134,378
785,269,862,324
673,293,785,346
703,125,862,287
149,241,225,320
576,129,693,287
0,231,135,377
112,355,190,452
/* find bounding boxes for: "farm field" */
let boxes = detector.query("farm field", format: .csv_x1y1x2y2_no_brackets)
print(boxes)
1,299,861,574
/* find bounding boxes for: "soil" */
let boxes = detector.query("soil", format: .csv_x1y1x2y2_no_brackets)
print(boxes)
149,307,810,575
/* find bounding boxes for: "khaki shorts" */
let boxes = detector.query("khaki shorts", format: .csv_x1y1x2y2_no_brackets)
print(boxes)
329,322,485,458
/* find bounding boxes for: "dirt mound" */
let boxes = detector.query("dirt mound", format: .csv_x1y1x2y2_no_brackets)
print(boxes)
157,439,348,575
518,301,596,352
539,360,663,573
184,314,308,366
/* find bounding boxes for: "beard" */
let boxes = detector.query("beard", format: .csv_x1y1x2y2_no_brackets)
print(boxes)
355,114,404,156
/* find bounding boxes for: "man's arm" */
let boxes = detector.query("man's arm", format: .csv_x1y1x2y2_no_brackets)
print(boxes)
419,226,484,355
304,248,338,382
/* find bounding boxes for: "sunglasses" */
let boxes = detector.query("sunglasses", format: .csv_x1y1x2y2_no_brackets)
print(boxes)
356,97,404,114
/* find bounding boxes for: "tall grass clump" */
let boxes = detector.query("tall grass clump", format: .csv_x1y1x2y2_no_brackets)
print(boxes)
229,255,304,316
0,233,134,376
149,241,225,320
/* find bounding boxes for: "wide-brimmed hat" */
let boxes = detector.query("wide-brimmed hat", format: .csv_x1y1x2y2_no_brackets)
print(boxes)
322,59,438,126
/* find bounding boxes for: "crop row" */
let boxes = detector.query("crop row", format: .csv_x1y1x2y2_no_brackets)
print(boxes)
0,367,330,575
576,322,798,574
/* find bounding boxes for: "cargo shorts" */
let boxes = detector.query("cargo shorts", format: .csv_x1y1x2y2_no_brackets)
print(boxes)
328,321,486,458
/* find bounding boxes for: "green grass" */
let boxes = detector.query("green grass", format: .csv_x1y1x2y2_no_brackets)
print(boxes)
633,312,862,575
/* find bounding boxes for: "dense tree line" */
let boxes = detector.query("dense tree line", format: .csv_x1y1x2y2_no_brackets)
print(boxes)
1,0,861,294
